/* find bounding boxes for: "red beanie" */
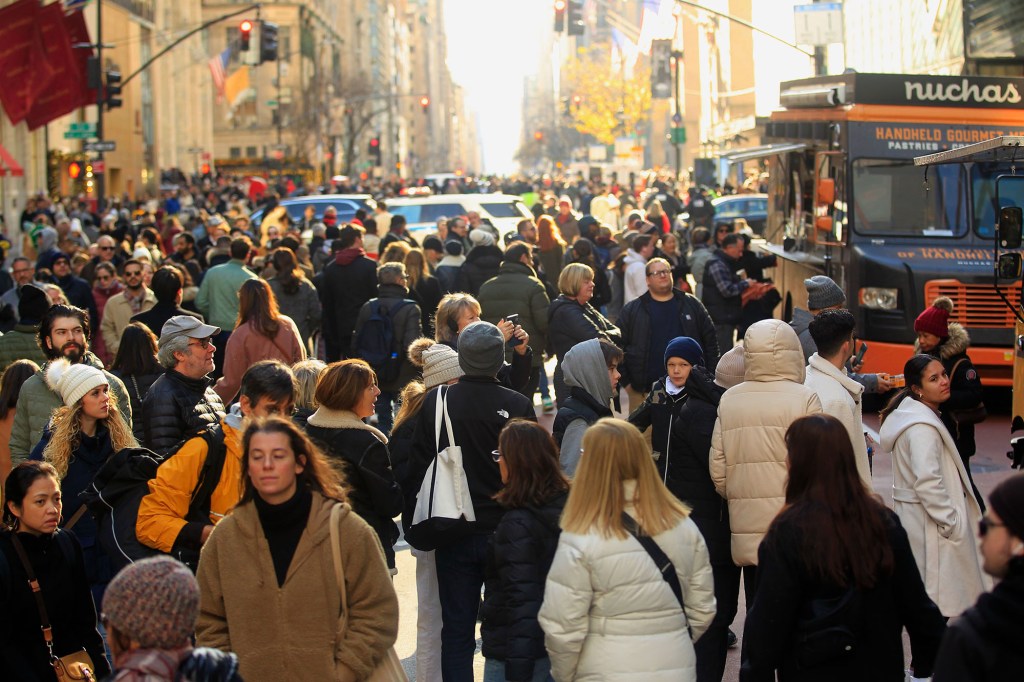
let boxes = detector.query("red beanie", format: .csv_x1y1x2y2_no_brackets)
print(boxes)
914,296,953,338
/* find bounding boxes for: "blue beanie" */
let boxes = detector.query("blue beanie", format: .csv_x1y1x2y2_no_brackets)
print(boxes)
664,336,704,367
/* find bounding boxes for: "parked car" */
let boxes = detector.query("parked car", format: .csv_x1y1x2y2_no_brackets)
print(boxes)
250,194,377,228
680,193,768,234
387,193,533,241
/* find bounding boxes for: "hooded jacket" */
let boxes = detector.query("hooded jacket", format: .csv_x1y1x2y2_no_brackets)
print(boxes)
459,244,503,296
554,339,615,475
477,260,551,369
914,322,983,459
709,320,823,565
320,248,378,350
933,564,1024,681
804,352,871,487
878,396,990,617
622,248,648,303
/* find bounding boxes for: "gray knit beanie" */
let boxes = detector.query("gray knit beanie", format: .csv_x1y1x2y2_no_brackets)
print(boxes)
457,321,505,377
804,275,846,310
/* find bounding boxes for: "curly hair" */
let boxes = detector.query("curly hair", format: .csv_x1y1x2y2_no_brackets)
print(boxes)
43,393,137,479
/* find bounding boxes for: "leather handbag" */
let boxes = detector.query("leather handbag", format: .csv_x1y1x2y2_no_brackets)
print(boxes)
404,385,476,551
948,358,987,426
329,504,408,682
9,534,97,681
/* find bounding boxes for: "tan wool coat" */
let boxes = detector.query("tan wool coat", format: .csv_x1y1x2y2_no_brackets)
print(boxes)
195,492,399,681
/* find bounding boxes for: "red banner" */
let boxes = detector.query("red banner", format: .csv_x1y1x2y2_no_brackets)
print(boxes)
63,6,96,108
0,0,49,124
26,2,90,130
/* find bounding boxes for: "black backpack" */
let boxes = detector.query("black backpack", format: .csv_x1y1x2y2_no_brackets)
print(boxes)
79,425,228,573
355,298,413,383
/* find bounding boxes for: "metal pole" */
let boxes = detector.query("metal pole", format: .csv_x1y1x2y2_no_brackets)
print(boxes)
672,51,682,182
276,56,282,184
95,0,105,214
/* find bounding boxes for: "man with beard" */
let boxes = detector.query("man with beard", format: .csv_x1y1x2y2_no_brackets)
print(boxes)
10,304,132,462
101,259,156,359
50,252,98,331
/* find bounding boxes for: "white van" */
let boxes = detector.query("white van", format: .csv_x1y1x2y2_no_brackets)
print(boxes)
387,194,533,242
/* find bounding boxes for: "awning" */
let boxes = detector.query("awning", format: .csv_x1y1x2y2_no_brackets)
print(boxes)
0,143,24,177
913,135,1024,166
719,142,808,165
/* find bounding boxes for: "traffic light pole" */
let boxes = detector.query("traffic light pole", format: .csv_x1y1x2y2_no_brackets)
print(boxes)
95,0,105,213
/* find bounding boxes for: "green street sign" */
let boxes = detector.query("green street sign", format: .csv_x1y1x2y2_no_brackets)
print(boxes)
670,127,686,145
64,131,93,139
266,100,278,107
68,122,96,133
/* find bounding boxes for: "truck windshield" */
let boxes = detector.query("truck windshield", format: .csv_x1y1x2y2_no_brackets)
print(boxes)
851,159,967,238
972,163,1024,239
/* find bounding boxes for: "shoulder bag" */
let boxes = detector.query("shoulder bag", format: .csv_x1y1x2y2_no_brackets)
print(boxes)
329,504,408,682
9,533,97,681
621,512,689,636
948,357,987,426
404,386,476,551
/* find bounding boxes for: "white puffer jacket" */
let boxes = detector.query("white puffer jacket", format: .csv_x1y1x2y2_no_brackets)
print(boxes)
538,481,716,682
804,352,871,487
879,396,991,617
709,320,822,565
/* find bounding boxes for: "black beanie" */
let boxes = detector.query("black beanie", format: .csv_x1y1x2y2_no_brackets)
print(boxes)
18,284,50,325
989,473,1024,541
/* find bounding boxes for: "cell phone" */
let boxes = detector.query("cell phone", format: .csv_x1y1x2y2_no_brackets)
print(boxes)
504,314,522,347
854,342,868,365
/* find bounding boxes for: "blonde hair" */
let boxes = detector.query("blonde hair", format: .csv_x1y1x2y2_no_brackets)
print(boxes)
43,394,137,479
434,293,481,345
558,262,594,297
381,241,412,264
561,418,689,539
292,359,327,411
404,249,429,288
392,380,426,434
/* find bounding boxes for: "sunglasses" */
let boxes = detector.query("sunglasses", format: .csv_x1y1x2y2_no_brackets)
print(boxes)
979,517,1005,537
124,270,143,277
99,246,115,251
188,338,213,349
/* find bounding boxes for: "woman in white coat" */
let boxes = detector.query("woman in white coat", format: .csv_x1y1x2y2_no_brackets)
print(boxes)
879,354,990,618
538,418,716,681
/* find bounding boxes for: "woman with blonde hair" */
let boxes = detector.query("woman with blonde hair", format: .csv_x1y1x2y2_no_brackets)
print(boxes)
539,418,715,681
30,359,137,605
292,358,327,424
214,278,305,403
196,416,399,680
405,248,443,335
380,240,412,265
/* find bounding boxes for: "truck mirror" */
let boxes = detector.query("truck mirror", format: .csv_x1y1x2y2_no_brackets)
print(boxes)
999,206,1023,249
997,252,1023,280
817,178,835,206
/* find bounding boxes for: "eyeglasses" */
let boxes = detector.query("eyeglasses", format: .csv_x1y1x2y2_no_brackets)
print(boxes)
99,246,115,251
124,270,143,277
188,338,213,349
979,517,1006,537
12,269,32,276
491,449,502,462
646,270,671,278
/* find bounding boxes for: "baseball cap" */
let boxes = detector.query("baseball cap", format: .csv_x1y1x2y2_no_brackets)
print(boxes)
158,315,221,348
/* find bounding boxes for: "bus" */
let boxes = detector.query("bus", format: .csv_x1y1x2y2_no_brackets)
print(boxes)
730,72,1024,386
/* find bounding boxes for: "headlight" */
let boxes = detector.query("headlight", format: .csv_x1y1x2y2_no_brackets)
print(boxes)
859,287,899,310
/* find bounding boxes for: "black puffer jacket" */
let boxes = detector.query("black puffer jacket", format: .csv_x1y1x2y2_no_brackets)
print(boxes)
669,366,732,567
111,369,164,443
305,420,404,568
142,369,226,455
547,294,621,404
481,491,568,681
617,290,721,388
459,244,503,296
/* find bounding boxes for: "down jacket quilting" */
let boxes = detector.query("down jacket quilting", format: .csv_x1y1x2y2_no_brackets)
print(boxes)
141,369,226,456
709,320,822,566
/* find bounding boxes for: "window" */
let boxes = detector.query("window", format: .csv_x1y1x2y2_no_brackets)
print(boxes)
246,146,257,158
851,159,967,237
480,201,532,219
230,147,241,159
972,163,1024,239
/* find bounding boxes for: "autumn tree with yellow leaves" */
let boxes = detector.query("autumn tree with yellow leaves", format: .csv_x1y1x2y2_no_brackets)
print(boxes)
564,42,652,145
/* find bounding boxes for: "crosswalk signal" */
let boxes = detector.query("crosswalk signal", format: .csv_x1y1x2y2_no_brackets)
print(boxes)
567,0,584,36
554,0,566,32
104,70,123,110
419,96,430,114
68,162,82,179
259,20,279,63
239,20,253,51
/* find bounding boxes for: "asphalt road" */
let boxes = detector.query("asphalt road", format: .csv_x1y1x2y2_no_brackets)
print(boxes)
390,387,1022,681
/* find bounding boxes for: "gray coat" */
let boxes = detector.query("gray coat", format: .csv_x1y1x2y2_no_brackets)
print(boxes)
269,276,322,352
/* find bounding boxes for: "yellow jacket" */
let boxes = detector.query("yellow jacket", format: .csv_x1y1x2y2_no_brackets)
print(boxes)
136,418,242,553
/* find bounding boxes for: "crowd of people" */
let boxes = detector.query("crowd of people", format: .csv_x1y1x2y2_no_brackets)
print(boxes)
0,175,1020,682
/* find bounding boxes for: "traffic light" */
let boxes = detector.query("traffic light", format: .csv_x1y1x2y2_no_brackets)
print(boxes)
259,20,279,63
534,131,544,141
104,70,123,110
368,137,382,165
554,0,566,32
419,96,430,114
239,20,253,51
68,162,82,180
567,0,584,36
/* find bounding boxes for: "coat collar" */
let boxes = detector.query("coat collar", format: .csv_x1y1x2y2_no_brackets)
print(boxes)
807,353,864,400
306,407,388,444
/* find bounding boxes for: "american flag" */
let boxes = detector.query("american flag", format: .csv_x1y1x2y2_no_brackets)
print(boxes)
208,47,231,101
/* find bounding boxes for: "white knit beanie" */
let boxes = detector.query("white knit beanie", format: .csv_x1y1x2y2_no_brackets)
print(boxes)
422,344,464,390
45,358,108,407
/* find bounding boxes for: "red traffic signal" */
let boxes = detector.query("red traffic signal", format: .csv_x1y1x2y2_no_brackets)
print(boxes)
68,162,82,179
369,137,380,147
240,20,253,51
554,0,566,31
419,96,430,112
200,163,211,175
534,131,544,141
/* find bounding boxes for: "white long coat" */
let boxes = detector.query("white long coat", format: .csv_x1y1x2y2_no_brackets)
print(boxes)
879,397,991,617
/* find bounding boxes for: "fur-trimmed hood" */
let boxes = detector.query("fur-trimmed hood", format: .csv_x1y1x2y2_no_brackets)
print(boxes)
913,321,970,360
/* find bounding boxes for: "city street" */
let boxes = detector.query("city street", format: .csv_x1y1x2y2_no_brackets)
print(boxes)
389,387,1020,681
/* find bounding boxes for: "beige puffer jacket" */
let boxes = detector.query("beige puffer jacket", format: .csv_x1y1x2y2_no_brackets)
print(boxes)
709,320,822,566
538,482,716,681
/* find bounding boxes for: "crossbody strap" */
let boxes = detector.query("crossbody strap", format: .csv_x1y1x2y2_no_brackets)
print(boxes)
62,506,89,532
621,512,685,612
9,533,56,658
329,504,349,628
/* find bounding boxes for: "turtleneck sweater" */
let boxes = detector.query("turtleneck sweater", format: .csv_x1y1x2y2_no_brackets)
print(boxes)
254,487,313,586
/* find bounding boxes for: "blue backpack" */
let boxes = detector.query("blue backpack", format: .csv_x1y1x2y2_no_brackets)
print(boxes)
355,298,413,384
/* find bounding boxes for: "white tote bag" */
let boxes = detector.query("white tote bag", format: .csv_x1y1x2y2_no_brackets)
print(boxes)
406,386,476,550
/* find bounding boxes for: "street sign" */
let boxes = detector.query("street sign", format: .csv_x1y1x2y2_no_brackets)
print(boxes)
64,122,97,140
670,127,687,145
84,140,116,152
92,160,105,174
266,100,278,107
794,2,844,46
